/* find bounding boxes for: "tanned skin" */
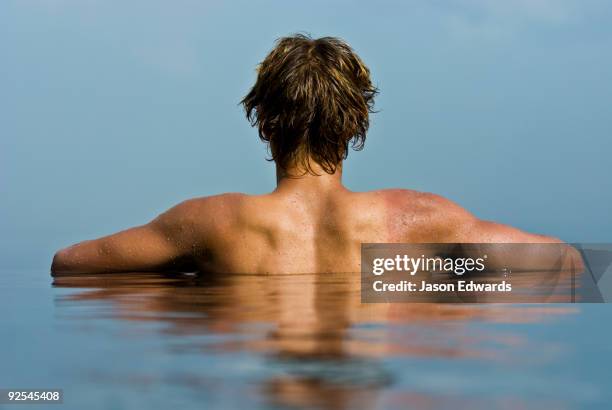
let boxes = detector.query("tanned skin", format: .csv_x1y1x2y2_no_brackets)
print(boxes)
50,159,580,275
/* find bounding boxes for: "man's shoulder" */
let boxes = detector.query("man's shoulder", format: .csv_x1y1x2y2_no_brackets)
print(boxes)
157,193,247,225
360,189,475,241
368,188,461,209
181,193,247,208
367,188,475,226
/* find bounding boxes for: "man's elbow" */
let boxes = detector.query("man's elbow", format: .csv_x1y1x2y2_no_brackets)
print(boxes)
51,248,72,276
527,235,585,272
565,243,585,273
528,235,585,272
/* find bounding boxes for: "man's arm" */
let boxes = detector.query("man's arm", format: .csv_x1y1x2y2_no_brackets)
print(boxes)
428,194,584,272
51,200,200,275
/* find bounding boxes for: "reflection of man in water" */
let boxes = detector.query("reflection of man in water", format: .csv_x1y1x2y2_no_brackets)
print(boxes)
53,272,575,409
51,34,575,275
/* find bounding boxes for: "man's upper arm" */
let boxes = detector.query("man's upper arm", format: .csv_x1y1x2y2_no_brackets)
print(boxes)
426,193,560,244
51,200,201,275
427,194,582,271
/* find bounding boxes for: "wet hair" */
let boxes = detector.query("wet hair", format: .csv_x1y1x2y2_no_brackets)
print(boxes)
241,34,378,174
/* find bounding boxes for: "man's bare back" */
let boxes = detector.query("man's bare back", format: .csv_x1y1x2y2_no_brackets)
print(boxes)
51,172,560,275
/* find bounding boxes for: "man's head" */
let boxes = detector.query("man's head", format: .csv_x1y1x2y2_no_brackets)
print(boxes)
242,34,377,174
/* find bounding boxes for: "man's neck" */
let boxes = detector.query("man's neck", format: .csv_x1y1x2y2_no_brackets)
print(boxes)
275,161,346,195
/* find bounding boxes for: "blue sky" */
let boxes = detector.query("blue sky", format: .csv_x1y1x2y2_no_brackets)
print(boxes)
1,0,611,268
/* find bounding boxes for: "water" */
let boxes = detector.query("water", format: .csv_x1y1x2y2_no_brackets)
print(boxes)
1,270,611,409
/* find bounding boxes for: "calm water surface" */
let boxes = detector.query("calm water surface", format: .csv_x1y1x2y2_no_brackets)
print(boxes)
1,269,611,409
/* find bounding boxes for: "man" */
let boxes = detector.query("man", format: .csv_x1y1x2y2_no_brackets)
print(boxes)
51,34,573,275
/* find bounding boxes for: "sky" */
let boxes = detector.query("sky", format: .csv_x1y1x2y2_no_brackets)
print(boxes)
1,0,611,268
